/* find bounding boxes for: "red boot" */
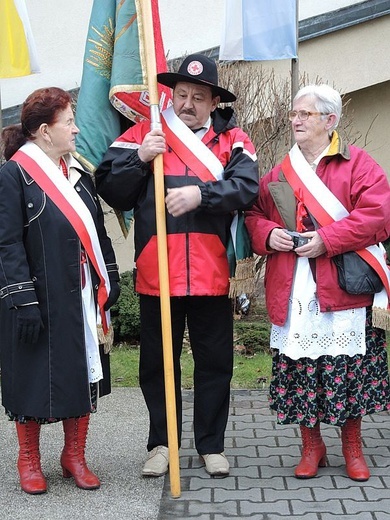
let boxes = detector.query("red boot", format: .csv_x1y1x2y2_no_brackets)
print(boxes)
295,424,327,478
341,418,370,481
60,415,100,490
16,421,47,494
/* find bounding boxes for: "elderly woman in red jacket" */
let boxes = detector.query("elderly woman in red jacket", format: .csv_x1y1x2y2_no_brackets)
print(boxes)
246,84,390,481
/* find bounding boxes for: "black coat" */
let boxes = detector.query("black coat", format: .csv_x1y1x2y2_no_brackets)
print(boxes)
0,155,119,418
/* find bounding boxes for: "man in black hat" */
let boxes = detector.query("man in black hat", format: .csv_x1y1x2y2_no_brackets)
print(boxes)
96,53,259,478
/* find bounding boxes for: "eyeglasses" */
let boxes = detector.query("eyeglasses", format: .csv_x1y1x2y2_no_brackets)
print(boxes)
288,110,328,121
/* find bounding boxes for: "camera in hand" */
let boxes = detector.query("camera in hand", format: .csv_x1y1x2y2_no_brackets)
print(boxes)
286,230,311,249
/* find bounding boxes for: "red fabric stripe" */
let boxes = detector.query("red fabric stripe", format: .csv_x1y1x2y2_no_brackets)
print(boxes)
162,119,216,182
357,248,390,295
13,150,109,332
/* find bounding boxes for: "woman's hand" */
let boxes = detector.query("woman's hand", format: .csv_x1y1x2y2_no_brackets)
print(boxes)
268,228,295,252
295,231,327,258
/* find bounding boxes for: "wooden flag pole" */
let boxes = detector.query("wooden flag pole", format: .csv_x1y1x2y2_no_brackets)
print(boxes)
140,0,181,499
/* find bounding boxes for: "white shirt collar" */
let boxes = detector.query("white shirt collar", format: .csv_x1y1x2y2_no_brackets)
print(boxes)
193,116,211,140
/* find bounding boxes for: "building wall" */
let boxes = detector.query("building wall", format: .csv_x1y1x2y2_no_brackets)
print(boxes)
346,81,390,173
298,17,390,93
101,203,135,273
261,16,390,174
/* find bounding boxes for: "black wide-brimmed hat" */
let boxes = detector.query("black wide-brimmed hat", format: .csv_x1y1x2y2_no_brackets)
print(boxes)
157,54,236,103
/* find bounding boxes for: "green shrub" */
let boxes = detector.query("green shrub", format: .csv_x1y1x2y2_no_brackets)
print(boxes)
234,303,271,354
111,270,140,343
234,321,271,354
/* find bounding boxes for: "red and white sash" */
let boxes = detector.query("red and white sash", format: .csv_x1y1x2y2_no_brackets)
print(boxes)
160,107,247,259
161,106,224,182
282,144,390,307
12,142,111,333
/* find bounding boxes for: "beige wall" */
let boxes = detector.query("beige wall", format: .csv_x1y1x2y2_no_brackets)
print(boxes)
298,18,390,93
304,19,390,174
101,202,135,273
346,82,390,178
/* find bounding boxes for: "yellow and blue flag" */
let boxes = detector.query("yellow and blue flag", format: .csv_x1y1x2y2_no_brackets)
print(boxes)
0,0,40,78
219,0,297,61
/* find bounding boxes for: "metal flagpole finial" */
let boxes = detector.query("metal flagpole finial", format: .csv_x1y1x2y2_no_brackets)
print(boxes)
150,104,162,130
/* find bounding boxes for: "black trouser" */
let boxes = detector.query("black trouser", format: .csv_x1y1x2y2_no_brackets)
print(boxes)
139,294,233,455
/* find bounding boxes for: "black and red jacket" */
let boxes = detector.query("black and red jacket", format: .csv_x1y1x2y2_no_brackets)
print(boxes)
95,107,259,296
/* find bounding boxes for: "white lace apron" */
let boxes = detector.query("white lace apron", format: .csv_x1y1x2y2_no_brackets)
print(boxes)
270,256,366,360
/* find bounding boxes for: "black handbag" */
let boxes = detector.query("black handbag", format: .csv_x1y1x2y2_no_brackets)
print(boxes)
333,251,383,295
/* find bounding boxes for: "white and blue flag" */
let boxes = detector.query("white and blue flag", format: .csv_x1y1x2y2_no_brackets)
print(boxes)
219,0,297,61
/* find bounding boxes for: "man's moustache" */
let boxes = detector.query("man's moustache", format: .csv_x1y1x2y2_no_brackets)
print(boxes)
180,110,196,116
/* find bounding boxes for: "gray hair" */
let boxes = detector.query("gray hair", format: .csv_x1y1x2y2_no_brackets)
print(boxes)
294,84,342,132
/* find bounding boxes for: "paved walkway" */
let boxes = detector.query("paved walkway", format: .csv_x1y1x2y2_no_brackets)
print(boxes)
160,390,390,519
1,388,389,519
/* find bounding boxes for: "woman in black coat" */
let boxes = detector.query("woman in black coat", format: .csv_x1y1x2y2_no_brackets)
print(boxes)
0,87,119,494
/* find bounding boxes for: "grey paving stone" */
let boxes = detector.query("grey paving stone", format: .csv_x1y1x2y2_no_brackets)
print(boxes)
6,386,383,520
312,486,366,501
237,475,285,490
189,476,238,491
285,475,336,489
188,500,239,516
213,488,262,502
340,498,390,514
376,513,390,520
364,486,390,500
321,514,376,520
291,498,345,515
240,499,291,516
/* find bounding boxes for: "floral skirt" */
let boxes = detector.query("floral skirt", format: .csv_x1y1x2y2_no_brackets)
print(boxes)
5,383,98,424
269,310,390,427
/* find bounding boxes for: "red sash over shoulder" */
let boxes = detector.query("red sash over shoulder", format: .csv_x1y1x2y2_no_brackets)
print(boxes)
12,144,110,333
161,106,224,182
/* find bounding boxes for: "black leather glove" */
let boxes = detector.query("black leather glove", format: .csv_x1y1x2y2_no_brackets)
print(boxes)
104,281,120,311
15,305,43,344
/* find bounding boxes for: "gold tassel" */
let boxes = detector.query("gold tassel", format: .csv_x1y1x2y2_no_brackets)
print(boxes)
97,324,114,354
114,208,131,239
372,307,390,331
228,257,256,299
